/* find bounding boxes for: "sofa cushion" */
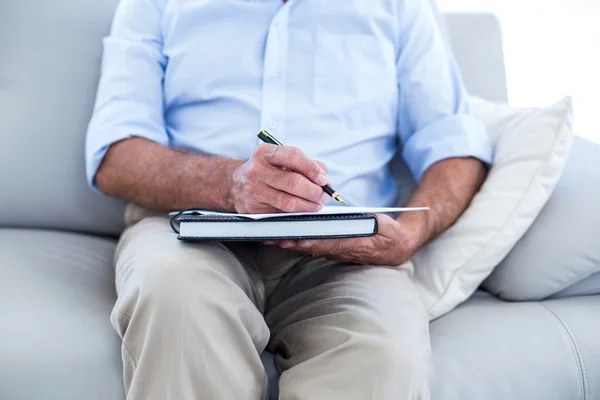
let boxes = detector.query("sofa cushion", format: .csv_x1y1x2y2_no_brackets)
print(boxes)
412,96,573,320
2,227,598,400
483,137,600,300
553,272,600,298
0,0,125,236
429,292,600,400
0,229,124,399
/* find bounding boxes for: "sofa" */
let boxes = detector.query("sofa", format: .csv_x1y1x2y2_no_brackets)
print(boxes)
1,0,599,399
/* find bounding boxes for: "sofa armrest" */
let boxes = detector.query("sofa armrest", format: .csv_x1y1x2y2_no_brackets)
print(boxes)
443,13,509,103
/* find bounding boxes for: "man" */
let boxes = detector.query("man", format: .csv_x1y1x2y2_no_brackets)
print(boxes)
86,0,492,398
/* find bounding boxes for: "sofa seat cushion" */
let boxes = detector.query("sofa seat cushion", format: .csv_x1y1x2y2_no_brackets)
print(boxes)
2,228,599,400
429,292,600,400
0,229,123,400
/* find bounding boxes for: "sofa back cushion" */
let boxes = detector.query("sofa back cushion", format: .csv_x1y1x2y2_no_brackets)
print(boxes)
0,0,125,236
0,0,503,238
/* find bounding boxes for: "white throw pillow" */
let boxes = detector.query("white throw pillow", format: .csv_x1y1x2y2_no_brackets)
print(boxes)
411,96,573,321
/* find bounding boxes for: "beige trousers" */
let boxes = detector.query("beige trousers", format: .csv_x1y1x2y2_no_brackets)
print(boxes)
111,205,430,400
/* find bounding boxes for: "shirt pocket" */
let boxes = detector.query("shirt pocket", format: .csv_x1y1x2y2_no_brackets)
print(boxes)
313,30,393,115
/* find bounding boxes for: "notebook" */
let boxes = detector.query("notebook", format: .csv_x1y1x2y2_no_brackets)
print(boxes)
170,206,429,241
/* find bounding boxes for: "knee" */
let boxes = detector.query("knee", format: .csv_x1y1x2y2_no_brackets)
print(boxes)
349,313,430,383
365,332,429,378
128,244,234,307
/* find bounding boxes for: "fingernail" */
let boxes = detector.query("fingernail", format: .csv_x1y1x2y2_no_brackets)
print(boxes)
316,173,329,186
321,193,330,204
300,241,313,248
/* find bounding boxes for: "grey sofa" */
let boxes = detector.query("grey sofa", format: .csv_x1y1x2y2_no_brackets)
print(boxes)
1,1,599,399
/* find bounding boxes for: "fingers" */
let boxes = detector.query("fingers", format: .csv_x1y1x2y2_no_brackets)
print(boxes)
257,144,329,186
263,168,330,205
314,160,328,174
250,182,324,213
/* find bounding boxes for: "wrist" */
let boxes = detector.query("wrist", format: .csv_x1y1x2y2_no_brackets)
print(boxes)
395,211,430,255
220,158,245,212
182,155,244,212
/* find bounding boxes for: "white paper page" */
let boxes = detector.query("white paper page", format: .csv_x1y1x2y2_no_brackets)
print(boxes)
173,206,429,221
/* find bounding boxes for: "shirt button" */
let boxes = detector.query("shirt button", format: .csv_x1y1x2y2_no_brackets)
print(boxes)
268,121,278,129
270,75,279,83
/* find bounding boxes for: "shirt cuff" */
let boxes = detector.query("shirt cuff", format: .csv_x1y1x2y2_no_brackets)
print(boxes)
85,125,169,191
401,114,494,182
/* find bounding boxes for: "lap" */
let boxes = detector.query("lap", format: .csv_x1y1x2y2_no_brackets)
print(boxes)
265,258,430,362
114,212,265,310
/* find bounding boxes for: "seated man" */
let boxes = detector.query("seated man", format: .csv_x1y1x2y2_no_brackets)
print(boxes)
86,0,492,398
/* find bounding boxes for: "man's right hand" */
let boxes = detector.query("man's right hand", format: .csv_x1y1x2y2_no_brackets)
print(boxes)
229,144,331,214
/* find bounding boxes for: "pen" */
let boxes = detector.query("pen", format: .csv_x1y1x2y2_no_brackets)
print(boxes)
257,130,348,205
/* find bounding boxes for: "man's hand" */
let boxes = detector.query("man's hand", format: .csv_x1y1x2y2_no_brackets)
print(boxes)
230,144,331,214
267,214,416,266
266,157,488,266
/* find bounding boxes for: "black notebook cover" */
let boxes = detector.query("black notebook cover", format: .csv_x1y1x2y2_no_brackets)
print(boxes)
172,213,378,242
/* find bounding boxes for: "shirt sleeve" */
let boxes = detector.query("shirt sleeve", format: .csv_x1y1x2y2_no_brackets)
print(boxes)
395,0,493,183
85,0,169,189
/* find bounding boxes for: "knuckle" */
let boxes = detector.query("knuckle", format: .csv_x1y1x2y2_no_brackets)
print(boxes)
305,162,320,179
316,161,328,174
287,174,301,191
280,196,296,213
254,143,271,159
245,163,261,180
254,143,267,155
287,146,300,160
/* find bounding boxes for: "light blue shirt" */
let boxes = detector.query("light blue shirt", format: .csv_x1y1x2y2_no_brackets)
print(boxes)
86,0,493,207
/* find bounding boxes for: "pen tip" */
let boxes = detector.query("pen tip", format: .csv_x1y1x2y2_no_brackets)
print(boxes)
337,196,348,205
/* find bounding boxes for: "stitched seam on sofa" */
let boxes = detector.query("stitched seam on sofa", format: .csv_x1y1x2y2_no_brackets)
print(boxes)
428,99,573,314
539,303,588,400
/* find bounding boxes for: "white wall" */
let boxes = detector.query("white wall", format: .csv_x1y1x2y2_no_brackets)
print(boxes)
438,0,600,143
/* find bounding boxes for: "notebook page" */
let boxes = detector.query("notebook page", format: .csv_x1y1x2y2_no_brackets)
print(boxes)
175,206,429,221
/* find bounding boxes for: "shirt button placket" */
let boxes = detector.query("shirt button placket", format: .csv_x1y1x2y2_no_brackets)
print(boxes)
260,8,289,143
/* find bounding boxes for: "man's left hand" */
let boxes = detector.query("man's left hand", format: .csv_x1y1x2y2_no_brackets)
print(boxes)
266,214,416,266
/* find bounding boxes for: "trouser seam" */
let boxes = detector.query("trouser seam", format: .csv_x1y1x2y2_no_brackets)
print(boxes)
115,309,138,368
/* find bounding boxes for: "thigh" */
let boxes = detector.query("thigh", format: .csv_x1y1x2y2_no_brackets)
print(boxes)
114,214,266,310
113,212,270,399
265,259,430,398
265,259,429,344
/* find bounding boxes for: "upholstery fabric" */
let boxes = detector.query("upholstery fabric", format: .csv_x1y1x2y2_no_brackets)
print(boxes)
0,0,126,236
428,292,600,400
2,228,597,400
484,137,600,300
553,272,600,298
0,229,123,400
413,96,573,320
444,13,509,103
